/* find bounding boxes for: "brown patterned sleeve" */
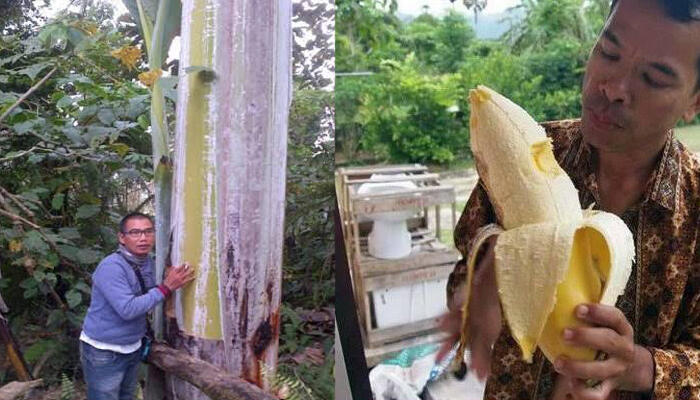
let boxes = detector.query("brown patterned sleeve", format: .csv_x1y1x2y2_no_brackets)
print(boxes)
446,179,497,310
648,261,700,398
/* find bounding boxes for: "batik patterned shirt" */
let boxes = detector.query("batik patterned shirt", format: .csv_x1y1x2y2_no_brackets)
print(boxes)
447,119,700,399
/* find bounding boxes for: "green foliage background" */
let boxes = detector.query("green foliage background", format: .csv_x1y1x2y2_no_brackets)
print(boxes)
336,0,700,166
0,2,334,397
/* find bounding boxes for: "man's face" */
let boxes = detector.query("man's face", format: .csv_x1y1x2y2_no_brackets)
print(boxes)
118,217,155,257
581,0,700,153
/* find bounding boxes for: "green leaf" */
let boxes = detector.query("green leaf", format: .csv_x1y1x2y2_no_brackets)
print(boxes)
122,0,158,36
24,339,57,364
110,142,130,157
51,193,65,210
109,130,121,143
23,230,49,253
13,118,44,134
158,76,178,102
0,53,24,68
16,62,53,80
38,23,68,50
20,36,46,56
19,277,37,290
2,150,20,158
74,35,96,53
19,190,39,202
97,109,117,125
33,271,45,282
137,114,149,130
1,228,20,240
23,286,37,299
57,95,75,109
28,154,44,164
74,281,91,294
57,244,80,262
65,289,81,308
76,248,102,265
66,311,83,328
75,204,100,219
77,105,98,121
61,126,85,146
40,254,60,269
0,91,19,104
65,26,88,48
44,271,57,286
47,310,66,328
58,228,81,241
123,0,180,63
85,126,116,147
152,0,182,64
114,121,138,132
57,73,92,85
136,0,155,56
127,95,150,119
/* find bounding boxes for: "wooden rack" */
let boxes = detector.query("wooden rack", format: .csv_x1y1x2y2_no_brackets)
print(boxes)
336,164,460,365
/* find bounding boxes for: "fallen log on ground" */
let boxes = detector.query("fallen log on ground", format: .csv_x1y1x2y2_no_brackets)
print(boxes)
147,342,278,400
0,379,43,400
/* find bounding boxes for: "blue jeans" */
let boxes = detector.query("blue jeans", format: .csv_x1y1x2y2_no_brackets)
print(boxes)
80,341,142,400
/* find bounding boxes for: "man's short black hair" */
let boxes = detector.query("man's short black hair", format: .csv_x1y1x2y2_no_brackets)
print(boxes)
119,212,154,233
610,0,700,91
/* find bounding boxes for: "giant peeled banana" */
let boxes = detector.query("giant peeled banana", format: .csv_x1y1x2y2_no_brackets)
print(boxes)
457,85,635,365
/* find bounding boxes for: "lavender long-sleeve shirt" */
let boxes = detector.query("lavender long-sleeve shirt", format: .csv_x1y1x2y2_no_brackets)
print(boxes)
81,252,164,345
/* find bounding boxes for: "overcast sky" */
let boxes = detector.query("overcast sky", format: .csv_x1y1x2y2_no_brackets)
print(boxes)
397,0,520,16
39,1,520,20
38,0,128,19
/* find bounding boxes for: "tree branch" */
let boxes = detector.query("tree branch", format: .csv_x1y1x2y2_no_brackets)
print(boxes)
0,146,41,163
0,186,35,218
0,208,40,229
0,380,43,400
0,67,58,124
148,343,278,400
0,204,92,285
134,194,154,212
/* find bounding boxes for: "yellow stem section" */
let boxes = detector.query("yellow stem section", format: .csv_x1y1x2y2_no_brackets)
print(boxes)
178,0,221,339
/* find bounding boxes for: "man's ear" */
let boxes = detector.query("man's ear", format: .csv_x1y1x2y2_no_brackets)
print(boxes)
117,233,125,246
682,91,700,122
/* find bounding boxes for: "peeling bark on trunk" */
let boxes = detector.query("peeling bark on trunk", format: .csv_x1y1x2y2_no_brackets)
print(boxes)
168,1,291,398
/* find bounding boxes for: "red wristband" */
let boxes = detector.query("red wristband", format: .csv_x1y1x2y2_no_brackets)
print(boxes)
157,284,172,298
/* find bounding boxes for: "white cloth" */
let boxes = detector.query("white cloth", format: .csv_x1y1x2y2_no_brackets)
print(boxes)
80,330,142,354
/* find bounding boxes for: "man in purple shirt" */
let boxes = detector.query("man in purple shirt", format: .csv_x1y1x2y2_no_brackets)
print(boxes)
80,212,194,400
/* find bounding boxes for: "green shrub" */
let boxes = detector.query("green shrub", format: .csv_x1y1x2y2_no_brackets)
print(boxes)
357,56,468,164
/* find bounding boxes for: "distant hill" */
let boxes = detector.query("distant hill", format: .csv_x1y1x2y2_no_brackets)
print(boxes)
397,8,525,41
471,9,523,39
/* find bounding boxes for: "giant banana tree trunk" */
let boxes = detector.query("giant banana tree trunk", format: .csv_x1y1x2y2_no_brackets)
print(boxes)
168,1,291,397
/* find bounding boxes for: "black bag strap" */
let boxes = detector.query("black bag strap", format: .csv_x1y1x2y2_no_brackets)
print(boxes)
118,252,154,339
131,267,148,297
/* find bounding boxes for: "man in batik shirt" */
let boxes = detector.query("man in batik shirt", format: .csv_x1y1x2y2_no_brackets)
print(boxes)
446,0,700,399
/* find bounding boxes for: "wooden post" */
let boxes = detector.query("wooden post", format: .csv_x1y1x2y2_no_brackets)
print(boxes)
435,204,441,241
